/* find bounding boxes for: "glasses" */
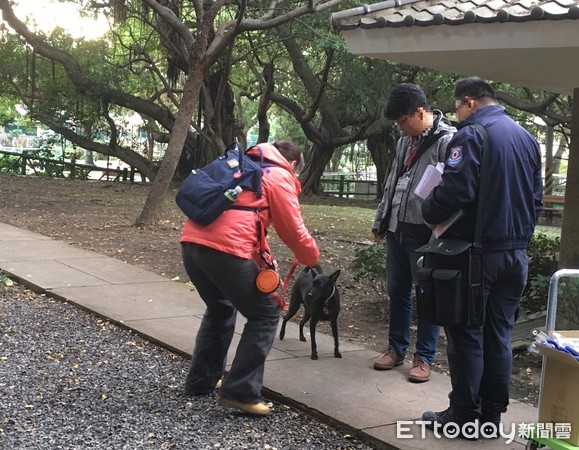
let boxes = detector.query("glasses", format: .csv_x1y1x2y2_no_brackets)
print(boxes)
455,96,481,111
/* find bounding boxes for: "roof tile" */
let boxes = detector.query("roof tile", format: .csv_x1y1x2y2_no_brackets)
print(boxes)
332,0,579,30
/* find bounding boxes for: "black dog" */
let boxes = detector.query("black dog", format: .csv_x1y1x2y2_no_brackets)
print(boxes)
279,265,341,360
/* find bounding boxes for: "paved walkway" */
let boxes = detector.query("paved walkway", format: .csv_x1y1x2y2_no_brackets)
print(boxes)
0,221,540,450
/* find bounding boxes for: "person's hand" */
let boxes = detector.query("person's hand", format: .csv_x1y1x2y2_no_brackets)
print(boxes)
424,220,436,230
372,230,383,242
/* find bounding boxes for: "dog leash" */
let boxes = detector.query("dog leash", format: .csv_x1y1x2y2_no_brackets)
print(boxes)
273,259,299,311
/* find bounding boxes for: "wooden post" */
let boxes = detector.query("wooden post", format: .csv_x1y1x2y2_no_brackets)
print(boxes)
20,150,27,175
559,87,579,268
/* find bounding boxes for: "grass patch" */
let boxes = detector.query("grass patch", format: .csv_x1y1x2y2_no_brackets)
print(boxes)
301,204,375,242
300,203,562,244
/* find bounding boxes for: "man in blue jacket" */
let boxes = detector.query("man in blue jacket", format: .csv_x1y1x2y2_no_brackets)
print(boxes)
421,77,543,436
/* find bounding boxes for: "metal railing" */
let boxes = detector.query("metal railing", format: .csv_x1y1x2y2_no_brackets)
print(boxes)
321,174,379,199
0,149,148,183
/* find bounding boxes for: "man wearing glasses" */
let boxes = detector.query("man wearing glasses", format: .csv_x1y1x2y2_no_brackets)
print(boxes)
421,77,543,437
372,83,456,383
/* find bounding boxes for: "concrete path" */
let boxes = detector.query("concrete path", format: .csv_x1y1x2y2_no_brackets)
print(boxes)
0,221,540,449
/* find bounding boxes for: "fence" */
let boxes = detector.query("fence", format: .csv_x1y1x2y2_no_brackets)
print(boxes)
0,149,148,183
321,173,379,200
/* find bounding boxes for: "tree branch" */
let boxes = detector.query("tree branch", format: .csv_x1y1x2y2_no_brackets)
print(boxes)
141,0,195,51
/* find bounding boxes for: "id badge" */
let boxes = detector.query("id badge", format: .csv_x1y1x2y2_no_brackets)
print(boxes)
395,174,410,192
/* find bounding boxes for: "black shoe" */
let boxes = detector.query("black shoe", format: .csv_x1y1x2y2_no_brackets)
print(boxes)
480,412,501,439
421,408,479,441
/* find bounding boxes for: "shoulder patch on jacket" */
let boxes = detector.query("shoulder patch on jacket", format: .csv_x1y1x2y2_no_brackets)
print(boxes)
447,146,463,167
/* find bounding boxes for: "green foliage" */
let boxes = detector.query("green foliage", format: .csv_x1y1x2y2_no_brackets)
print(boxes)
521,232,560,315
0,154,22,174
0,270,14,288
527,232,560,281
352,244,387,299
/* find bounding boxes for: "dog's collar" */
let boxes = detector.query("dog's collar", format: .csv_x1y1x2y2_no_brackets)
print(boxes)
323,286,336,306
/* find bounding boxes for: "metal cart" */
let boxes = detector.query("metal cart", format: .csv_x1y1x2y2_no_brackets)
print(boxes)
524,269,579,450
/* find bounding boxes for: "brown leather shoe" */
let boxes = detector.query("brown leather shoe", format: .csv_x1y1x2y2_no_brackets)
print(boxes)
408,355,431,382
373,348,404,370
217,396,271,416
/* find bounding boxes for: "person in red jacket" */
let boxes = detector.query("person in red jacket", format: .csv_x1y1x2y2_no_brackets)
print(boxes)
181,140,319,416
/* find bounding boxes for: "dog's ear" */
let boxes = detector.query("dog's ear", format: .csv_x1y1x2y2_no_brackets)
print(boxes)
328,270,340,283
311,266,321,276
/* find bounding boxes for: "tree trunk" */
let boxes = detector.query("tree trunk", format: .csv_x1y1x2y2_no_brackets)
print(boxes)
367,127,396,197
135,65,204,227
559,87,579,268
147,133,155,161
299,144,334,195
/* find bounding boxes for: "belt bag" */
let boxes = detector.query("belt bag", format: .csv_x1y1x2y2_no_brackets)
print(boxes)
416,239,484,327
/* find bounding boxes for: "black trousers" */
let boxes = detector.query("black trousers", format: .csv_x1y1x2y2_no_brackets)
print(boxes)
445,249,528,419
181,243,279,403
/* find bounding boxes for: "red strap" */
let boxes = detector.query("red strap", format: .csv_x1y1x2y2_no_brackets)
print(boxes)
406,139,418,171
256,216,299,311
276,259,299,311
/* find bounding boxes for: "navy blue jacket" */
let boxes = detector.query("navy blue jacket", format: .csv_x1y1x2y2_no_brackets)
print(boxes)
422,105,543,251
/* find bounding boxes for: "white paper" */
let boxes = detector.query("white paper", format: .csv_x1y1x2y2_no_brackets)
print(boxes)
414,162,444,199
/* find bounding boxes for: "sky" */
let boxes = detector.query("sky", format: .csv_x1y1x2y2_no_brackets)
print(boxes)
12,0,109,40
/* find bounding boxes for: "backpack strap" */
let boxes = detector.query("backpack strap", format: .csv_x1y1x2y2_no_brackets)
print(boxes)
256,213,276,269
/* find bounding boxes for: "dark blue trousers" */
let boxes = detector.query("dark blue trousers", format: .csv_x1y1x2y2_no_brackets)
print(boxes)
181,243,279,403
446,250,528,419
386,234,441,364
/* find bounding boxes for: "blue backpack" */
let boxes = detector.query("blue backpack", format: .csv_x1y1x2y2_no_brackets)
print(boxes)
176,143,274,225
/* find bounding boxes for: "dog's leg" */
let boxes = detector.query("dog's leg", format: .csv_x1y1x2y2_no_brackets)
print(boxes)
299,311,310,342
330,318,342,358
279,292,302,340
310,318,318,360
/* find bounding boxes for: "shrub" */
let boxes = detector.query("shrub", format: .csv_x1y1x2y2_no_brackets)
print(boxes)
352,243,387,298
352,243,388,319
521,232,560,315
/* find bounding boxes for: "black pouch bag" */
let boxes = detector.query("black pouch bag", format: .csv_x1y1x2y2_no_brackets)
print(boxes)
416,239,483,327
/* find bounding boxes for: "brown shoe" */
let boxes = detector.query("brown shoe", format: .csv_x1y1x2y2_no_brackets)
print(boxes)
217,396,271,416
408,355,431,382
373,348,404,370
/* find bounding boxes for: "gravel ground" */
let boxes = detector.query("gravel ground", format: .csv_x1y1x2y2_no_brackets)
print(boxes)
0,282,375,450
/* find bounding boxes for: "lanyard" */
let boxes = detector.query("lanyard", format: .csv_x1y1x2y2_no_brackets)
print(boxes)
406,136,420,171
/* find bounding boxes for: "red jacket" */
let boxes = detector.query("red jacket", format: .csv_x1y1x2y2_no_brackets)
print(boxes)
180,143,319,267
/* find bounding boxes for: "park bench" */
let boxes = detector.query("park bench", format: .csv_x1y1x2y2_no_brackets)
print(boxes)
542,194,565,224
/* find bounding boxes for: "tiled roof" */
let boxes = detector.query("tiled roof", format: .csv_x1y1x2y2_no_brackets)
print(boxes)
331,0,579,30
